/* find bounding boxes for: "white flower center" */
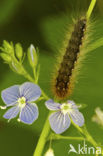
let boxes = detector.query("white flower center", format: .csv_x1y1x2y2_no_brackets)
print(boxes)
60,103,72,115
18,97,26,108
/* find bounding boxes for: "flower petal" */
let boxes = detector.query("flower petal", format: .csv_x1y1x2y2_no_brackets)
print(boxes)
19,103,38,124
70,110,84,127
45,99,61,110
3,106,20,119
49,111,71,134
67,100,78,110
20,82,41,102
1,85,20,106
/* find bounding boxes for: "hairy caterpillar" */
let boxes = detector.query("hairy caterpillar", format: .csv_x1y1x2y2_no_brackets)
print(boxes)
52,16,90,99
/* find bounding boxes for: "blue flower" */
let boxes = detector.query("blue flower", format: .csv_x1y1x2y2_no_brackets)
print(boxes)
1,82,41,124
45,100,84,134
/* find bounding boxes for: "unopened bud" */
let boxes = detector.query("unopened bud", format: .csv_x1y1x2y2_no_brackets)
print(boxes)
10,61,25,75
92,107,103,126
15,43,23,60
44,148,54,156
3,40,14,54
0,53,11,62
28,44,38,68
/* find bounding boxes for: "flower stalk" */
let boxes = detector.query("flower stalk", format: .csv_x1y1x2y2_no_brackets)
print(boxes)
86,0,97,20
72,122,103,156
48,133,85,141
33,113,51,156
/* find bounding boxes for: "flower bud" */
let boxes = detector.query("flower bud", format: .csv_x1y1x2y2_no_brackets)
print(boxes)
10,61,25,75
28,44,38,68
0,53,11,63
44,148,54,156
3,40,14,54
92,107,103,126
15,43,23,61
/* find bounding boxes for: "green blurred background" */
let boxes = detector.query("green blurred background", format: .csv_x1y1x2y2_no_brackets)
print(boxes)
0,0,103,155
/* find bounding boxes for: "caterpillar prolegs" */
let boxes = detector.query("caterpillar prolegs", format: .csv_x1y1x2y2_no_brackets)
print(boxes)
52,17,88,99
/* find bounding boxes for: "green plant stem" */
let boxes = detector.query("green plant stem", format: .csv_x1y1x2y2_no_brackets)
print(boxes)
11,53,35,83
72,122,97,147
16,64,50,156
24,69,49,100
33,113,51,156
72,122,103,156
86,0,97,19
15,62,49,100
21,66,50,156
48,133,85,141
33,69,37,82
22,67,35,82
